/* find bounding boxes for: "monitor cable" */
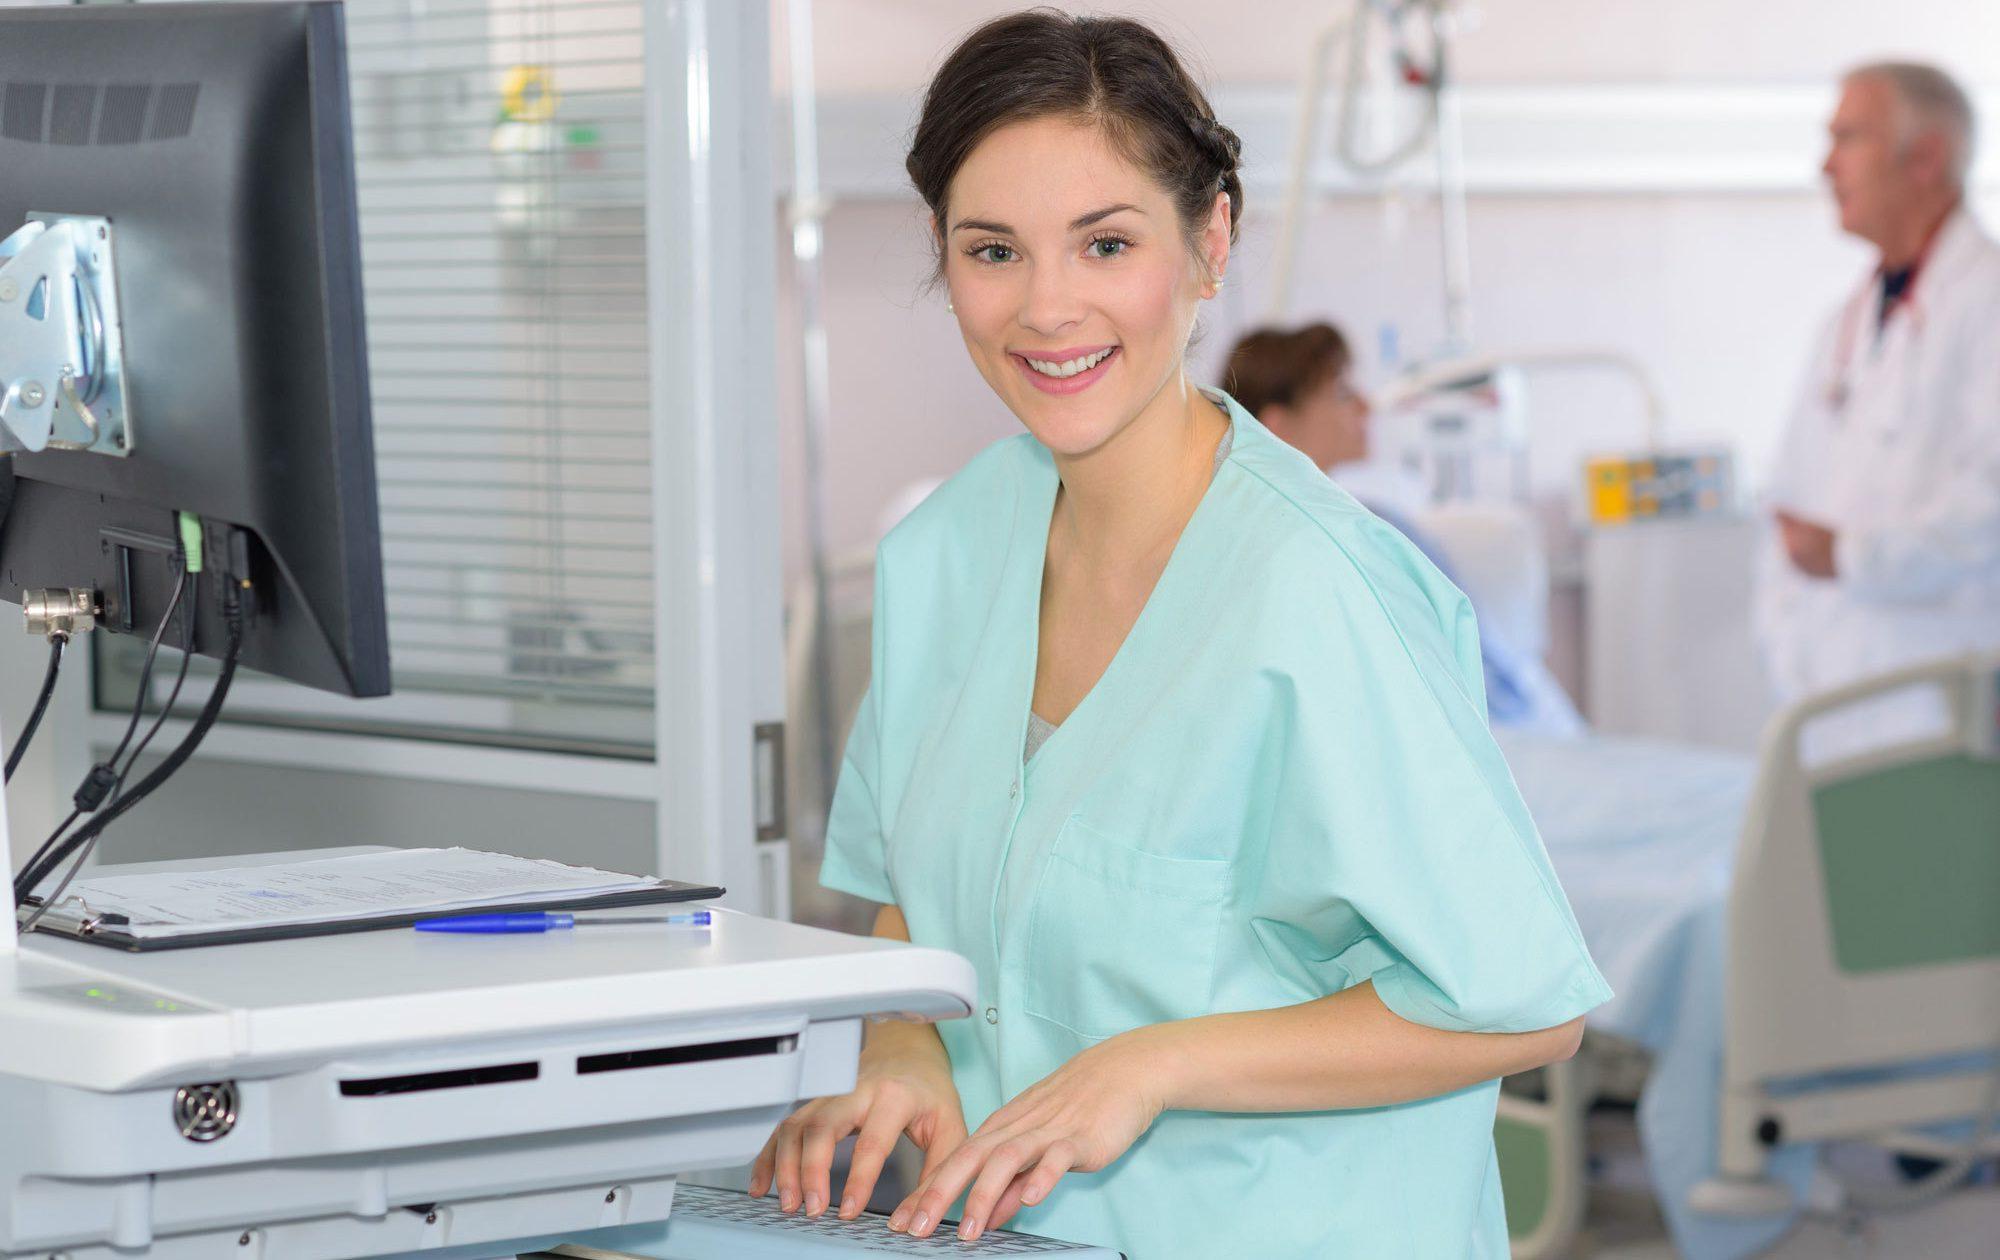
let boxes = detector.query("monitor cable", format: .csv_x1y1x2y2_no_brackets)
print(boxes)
14,573,240,920
18,579,201,930
11,563,185,893
4,634,65,784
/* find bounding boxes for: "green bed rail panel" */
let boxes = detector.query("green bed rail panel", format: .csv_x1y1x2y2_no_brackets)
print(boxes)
1813,754,2000,973
1495,1113,1551,1240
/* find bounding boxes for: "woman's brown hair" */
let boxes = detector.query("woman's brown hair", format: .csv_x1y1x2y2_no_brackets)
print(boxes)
1222,324,1353,419
906,9,1243,278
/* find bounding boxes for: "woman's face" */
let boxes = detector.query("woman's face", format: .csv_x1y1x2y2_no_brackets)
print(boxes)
1270,369,1372,470
939,116,1228,458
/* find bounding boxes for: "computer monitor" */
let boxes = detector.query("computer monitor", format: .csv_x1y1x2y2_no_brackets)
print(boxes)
0,0,388,698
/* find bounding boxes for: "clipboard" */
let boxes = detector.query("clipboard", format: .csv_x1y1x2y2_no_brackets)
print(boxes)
22,879,725,953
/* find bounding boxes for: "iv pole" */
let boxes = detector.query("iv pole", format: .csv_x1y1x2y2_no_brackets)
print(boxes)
1267,0,1461,333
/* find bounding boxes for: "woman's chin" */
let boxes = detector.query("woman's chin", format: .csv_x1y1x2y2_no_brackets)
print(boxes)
1018,411,1125,459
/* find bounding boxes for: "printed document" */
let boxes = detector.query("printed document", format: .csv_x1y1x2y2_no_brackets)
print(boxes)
36,847,659,939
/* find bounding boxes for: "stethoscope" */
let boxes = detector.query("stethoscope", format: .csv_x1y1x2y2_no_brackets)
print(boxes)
1822,260,1930,418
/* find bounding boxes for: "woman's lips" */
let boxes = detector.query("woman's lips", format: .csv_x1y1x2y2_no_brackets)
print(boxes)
1013,346,1119,396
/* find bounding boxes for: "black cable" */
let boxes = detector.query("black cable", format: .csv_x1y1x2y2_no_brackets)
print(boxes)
11,568,186,901
4,635,65,784
105,565,188,770
113,574,197,797
25,580,207,922
15,583,243,907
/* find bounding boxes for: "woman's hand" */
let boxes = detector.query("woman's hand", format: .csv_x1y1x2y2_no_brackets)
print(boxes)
889,1026,1172,1242
748,1033,968,1221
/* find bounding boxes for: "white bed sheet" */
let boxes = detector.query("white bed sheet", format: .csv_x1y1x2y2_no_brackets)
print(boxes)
1497,730,1815,1260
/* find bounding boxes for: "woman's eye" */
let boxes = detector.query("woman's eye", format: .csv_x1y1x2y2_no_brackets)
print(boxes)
1089,238,1129,259
973,243,1016,264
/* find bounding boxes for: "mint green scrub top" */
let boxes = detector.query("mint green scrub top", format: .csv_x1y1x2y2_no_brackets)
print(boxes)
821,393,1611,1258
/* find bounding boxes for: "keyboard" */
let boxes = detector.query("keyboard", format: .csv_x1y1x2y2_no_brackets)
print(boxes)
624,1184,1125,1258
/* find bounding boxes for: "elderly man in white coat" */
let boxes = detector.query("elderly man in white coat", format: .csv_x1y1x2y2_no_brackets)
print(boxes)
1757,62,2000,759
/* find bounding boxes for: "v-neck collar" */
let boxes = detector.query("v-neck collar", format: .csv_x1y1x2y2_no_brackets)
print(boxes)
1017,392,1242,777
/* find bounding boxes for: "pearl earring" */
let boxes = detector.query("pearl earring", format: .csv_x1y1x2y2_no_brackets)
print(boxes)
947,301,955,313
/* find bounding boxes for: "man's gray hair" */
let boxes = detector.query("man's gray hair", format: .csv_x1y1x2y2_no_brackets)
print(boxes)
1846,61,1978,185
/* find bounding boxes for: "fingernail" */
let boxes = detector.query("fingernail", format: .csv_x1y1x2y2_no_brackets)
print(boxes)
1023,1186,1042,1205
805,1192,824,1216
780,1192,796,1213
888,1209,909,1231
910,1210,930,1236
959,1217,982,1241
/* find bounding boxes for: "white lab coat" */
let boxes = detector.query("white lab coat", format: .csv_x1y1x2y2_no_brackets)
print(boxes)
1757,207,2000,756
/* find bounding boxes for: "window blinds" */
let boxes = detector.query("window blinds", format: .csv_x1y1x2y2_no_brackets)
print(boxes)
106,0,658,754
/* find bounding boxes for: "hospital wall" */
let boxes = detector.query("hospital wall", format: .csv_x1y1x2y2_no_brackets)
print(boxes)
779,192,1889,567
787,1,2000,96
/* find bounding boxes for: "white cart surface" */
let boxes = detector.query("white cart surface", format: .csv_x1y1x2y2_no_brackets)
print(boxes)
1,848,974,1260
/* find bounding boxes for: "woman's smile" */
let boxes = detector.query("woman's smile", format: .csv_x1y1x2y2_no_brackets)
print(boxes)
1013,345,1120,395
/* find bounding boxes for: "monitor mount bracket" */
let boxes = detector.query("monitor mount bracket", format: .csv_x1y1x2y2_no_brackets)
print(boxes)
0,214,133,458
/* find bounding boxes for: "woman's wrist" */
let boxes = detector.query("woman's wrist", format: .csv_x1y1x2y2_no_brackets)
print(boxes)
861,1017,953,1079
1103,1019,1196,1115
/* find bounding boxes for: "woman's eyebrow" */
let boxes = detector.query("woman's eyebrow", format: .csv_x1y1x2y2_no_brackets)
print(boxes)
1068,203,1142,231
950,217,1013,235
948,203,1146,235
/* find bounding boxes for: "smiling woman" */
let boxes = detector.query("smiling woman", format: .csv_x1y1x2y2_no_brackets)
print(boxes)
751,10,1609,1259
906,16,1239,459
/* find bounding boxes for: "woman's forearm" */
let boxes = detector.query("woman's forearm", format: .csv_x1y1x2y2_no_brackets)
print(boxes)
1134,981,1584,1114
859,905,954,1074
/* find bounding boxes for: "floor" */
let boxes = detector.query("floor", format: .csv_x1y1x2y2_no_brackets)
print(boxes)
1571,1108,2000,1260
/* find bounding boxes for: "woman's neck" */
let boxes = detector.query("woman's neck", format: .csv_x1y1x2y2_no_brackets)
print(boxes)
1049,375,1229,574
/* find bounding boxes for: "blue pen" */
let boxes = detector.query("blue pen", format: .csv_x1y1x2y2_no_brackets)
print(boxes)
415,910,713,934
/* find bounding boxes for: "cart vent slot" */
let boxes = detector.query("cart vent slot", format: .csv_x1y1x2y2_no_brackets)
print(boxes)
339,1061,538,1096
578,1035,796,1075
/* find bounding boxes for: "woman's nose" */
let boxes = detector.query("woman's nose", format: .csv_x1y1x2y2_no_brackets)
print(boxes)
1018,263,1086,336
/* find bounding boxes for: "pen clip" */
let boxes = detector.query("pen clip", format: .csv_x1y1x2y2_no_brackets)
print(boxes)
74,897,105,935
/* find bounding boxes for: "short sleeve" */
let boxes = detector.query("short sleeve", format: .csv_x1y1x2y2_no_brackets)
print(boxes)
1255,528,1612,1034
818,679,895,904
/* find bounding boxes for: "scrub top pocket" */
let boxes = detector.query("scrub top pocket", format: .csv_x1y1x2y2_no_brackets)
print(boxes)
1024,815,1231,1041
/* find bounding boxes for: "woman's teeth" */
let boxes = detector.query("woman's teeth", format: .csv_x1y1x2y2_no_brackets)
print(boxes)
1025,348,1114,378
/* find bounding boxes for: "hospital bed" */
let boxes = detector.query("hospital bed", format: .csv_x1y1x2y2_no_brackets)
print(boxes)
0,847,977,1260
1410,501,2000,1256
1701,652,2000,1211
1494,652,2000,1259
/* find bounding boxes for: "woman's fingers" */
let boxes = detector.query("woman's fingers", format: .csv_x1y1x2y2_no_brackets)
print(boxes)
890,1132,1004,1238
770,1110,807,1212
955,1135,1045,1241
986,1173,1033,1232
747,1124,783,1199
837,1103,908,1219
797,1109,854,1217
1012,1139,1077,1218
914,1108,970,1184
883,1107,971,1231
